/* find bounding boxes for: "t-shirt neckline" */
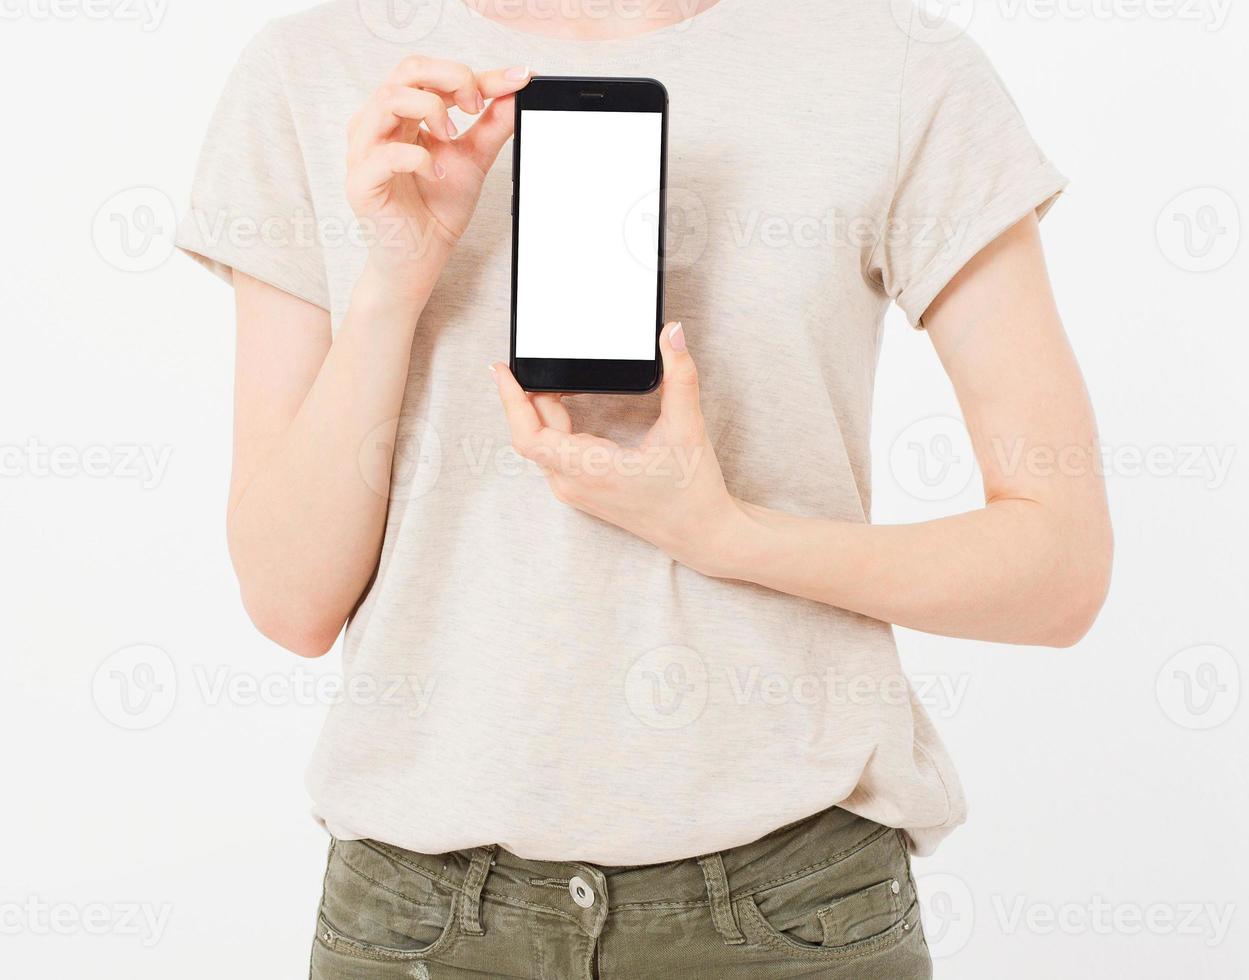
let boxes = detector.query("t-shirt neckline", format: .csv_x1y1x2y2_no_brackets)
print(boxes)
443,0,741,69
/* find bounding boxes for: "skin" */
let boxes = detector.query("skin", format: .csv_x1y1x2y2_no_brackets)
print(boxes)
229,2,1112,657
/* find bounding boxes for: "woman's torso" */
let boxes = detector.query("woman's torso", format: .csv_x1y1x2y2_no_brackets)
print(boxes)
271,0,966,863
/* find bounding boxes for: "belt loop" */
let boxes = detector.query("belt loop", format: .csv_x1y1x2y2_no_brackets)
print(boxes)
459,844,497,937
697,853,746,946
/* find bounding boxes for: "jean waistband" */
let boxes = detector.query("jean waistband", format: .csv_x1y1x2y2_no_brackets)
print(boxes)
358,806,892,941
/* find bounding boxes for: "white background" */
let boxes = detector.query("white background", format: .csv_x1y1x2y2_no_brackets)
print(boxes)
516,109,662,360
1,1,1246,978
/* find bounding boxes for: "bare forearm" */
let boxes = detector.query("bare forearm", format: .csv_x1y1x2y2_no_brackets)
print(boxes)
714,496,1111,647
227,263,437,653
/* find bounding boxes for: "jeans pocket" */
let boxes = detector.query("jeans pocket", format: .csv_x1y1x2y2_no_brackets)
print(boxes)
314,839,459,963
816,878,903,946
738,827,920,961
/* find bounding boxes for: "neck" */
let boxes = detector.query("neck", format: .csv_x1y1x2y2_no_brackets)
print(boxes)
464,0,719,41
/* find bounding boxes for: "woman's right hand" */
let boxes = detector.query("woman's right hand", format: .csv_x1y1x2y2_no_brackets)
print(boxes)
346,56,531,298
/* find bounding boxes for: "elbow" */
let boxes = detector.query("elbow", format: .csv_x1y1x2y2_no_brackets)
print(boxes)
238,584,343,659
228,524,345,658
1039,528,1114,649
1043,601,1104,650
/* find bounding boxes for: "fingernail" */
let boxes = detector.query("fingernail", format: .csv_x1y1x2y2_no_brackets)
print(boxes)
488,363,498,376
669,322,686,352
506,66,530,81
446,117,458,139
435,162,447,180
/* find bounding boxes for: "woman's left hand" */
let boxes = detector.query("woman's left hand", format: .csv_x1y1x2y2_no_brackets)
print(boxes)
491,322,741,576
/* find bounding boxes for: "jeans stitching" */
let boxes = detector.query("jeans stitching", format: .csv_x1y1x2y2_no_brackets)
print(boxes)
733,825,893,899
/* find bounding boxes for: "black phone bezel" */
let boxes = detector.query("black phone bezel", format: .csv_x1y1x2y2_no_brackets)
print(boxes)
509,76,669,394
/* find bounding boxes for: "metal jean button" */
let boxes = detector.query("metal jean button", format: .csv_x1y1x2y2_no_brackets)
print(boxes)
569,875,596,909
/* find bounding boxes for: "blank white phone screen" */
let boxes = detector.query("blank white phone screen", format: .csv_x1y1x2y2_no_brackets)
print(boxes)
516,109,663,361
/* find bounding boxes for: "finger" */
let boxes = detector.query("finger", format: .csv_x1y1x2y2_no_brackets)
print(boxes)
474,65,532,101
348,142,441,205
533,393,572,434
658,322,703,435
354,86,456,153
389,55,482,114
463,94,517,172
491,363,567,465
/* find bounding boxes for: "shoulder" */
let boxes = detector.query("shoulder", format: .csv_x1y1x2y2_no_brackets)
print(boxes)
238,0,484,91
240,1,374,75
254,0,360,52
787,1,1003,93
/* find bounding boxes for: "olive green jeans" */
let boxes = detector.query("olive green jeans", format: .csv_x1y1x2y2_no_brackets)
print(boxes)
309,806,932,978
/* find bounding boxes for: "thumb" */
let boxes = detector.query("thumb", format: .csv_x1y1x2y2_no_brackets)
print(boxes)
464,94,517,172
659,322,702,433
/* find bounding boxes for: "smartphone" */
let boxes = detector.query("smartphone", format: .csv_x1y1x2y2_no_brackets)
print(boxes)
509,76,669,393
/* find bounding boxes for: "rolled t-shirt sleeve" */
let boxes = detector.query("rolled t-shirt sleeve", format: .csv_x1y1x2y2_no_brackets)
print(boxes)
176,25,330,310
872,31,1067,328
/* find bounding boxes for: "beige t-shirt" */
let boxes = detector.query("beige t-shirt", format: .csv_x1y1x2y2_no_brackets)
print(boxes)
178,0,1065,864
